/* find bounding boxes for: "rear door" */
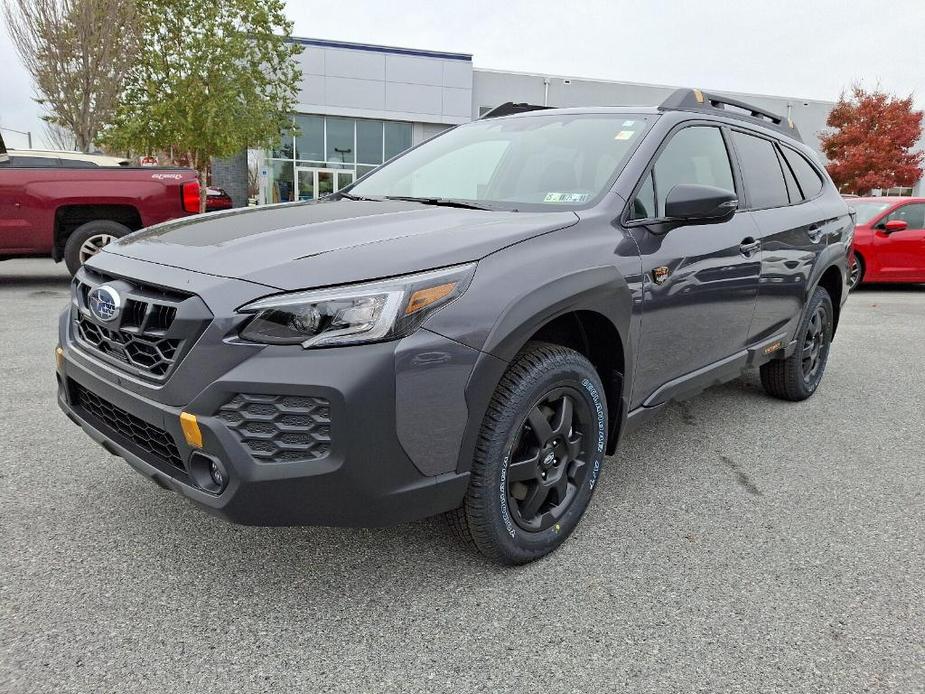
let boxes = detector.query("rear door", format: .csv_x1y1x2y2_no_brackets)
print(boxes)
627,123,761,407
872,202,925,280
731,132,829,343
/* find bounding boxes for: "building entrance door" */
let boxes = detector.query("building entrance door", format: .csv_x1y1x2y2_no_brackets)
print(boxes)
296,167,355,201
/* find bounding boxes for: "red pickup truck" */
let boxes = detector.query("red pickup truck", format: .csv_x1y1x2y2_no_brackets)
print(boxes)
0,134,201,274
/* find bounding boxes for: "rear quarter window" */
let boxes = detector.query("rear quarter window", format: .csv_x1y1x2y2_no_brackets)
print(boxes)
781,147,823,198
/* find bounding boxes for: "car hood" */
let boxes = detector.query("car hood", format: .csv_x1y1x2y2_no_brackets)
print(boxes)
103,199,578,290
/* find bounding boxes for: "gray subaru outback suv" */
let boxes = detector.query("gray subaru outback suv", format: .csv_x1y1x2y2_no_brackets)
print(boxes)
57,90,852,564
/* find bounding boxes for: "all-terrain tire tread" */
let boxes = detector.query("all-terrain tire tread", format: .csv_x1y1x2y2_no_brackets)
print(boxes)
445,342,595,565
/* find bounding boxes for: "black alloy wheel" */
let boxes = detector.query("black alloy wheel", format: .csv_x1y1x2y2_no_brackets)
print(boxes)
446,342,609,565
506,388,591,532
760,286,834,401
801,304,829,382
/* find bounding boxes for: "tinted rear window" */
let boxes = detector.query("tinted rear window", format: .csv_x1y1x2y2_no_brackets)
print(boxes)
731,131,789,209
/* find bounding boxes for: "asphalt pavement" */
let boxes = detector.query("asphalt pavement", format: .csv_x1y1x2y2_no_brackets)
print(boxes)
1,258,922,693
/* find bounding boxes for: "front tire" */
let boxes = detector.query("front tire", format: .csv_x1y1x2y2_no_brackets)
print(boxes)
446,342,608,565
63,220,132,275
760,286,834,401
847,253,864,290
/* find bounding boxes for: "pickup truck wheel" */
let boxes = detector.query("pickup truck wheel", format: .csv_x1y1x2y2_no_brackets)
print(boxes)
760,286,834,401
446,342,608,565
64,220,131,275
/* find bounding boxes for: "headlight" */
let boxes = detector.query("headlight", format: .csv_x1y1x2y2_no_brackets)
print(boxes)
238,263,476,347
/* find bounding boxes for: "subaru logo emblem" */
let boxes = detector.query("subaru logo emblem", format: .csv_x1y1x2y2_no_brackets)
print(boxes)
88,285,122,322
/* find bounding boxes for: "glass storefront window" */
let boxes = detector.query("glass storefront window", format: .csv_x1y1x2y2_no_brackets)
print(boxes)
268,160,295,203
264,115,415,204
326,117,355,164
294,115,324,162
272,130,294,159
356,120,383,165
384,122,412,161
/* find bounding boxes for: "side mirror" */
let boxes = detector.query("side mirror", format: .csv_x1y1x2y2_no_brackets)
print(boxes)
664,184,738,224
883,219,908,233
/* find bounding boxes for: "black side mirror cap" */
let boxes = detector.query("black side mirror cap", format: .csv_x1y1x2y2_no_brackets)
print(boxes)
664,184,738,223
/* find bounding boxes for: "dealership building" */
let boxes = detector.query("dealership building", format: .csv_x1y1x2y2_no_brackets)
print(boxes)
241,36,922,206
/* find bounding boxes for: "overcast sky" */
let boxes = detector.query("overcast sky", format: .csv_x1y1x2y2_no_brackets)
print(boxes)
2,0,923,148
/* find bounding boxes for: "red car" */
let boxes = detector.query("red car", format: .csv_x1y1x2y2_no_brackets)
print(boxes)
848,197,925,289
206,186,233,211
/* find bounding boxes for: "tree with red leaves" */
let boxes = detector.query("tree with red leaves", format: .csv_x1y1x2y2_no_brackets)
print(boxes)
820,86,923,195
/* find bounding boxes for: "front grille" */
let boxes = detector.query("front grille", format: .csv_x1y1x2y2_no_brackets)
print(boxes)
71,381,184,470
71,270,211,381
76,315,181,375
217,393,332,463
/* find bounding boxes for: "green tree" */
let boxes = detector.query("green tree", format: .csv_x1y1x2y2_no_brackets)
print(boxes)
100,0,301,210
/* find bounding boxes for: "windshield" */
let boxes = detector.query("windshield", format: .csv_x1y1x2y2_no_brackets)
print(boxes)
350,113,651,210
849,201,892,225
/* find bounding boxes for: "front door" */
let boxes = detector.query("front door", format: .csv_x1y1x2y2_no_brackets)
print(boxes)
296,168,355,201
627,124,761,408
873,202,925,281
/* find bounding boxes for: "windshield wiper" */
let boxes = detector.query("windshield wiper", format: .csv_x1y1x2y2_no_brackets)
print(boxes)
338,192,384,202
384,195,496,211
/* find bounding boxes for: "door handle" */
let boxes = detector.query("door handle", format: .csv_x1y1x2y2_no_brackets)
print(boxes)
740,237,761,256
807,224,825,243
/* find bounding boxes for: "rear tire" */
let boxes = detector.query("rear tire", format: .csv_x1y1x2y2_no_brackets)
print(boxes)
446,342,608,565
63,220,132,275
760,286,834,401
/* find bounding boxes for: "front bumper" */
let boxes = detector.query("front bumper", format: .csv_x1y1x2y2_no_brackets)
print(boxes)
57,300,483,527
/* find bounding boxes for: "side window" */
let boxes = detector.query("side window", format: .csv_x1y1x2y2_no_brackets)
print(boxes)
776,147,802,204
650,126,735,217
781,147,823,198
880,203,925,230
58,159,98,168
9,156,59,167
731,131,789,209
630,172,656,220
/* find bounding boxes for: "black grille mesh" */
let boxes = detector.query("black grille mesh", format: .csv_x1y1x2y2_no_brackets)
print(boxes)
72,271,197,381
72,381,183,470
77,315,180,375
217,393,331,463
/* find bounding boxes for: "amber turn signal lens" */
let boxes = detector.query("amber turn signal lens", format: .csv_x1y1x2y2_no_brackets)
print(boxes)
405,282,456,316
55,346,64,371
179,412,203,449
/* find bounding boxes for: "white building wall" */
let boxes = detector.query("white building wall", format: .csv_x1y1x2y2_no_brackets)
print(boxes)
473,69,835,156
293,38,473,126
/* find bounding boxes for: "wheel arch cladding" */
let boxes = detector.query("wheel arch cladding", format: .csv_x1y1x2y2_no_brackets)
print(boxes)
478,266,632,457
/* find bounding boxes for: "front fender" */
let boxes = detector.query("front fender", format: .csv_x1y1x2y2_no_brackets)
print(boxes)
427,257,636,476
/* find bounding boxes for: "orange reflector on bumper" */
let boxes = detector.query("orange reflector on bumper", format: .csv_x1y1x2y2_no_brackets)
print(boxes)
179,412,203,449
55,346,64,371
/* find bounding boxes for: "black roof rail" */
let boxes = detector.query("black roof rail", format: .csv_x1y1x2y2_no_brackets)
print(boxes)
479,102,551,119
659,88,802,142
